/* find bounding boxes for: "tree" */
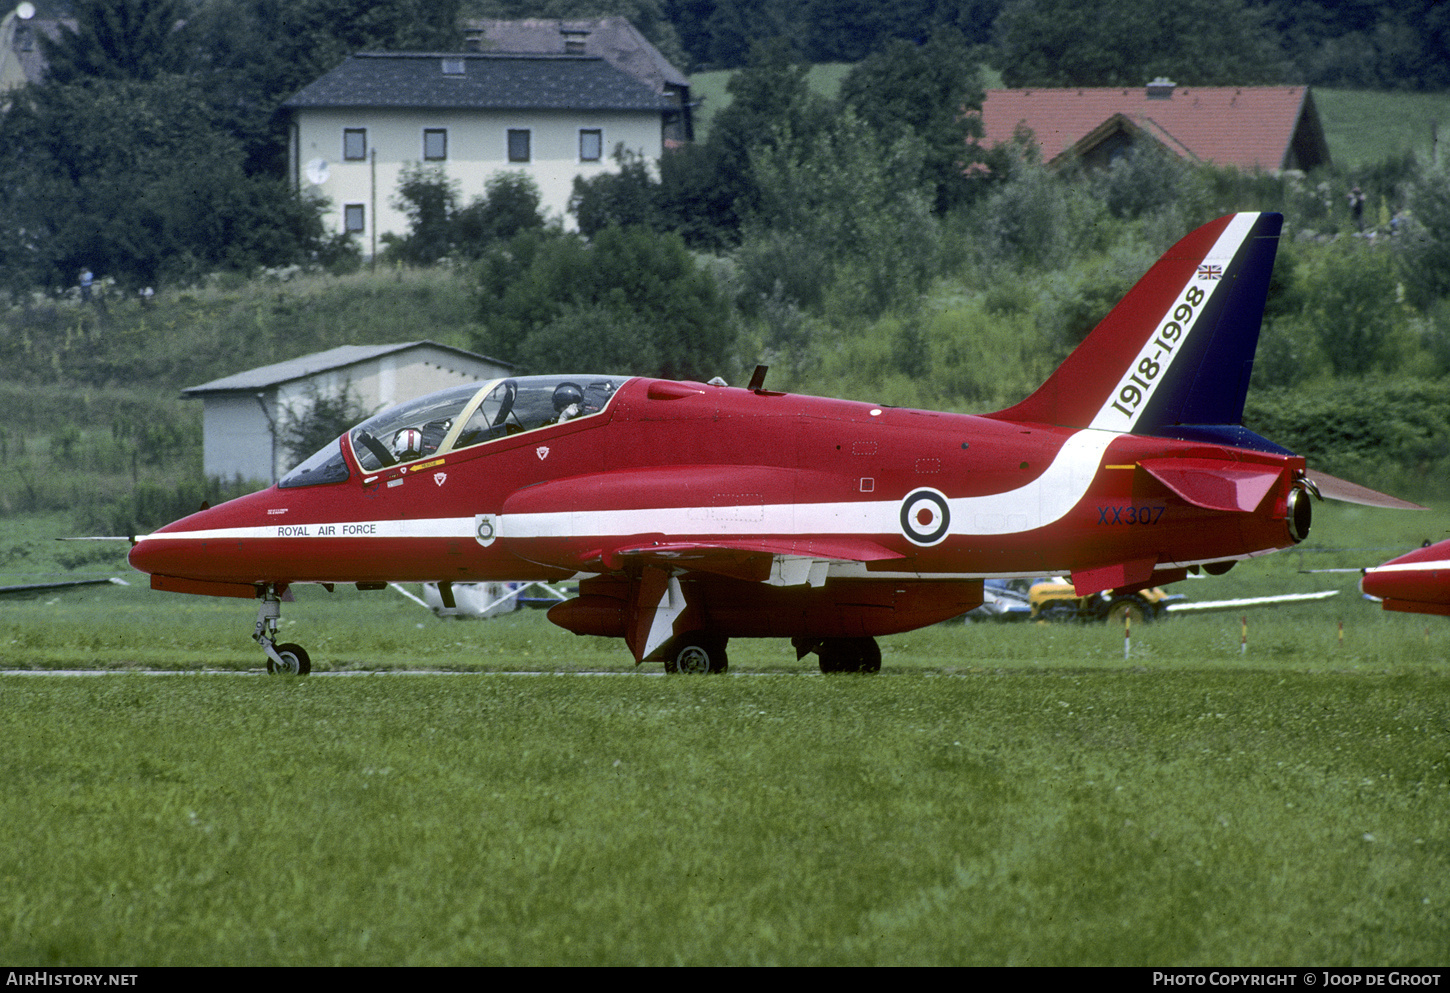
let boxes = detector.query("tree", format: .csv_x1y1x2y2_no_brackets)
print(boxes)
383,165,461,266
1265,0,1450,91
743,110,940,319
838,28,987,213
473,226,734,380
570,148,664,237
803,0,932,62
0,76,330,293
381,167,545,264
184,0,464,177
1297,242,1405,376
699,38,833,237
455,172,546,256
39,0,193,85
992,0,1280,87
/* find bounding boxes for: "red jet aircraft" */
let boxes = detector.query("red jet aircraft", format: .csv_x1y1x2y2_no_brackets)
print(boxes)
128,211,1412,674
1361,540,1450,618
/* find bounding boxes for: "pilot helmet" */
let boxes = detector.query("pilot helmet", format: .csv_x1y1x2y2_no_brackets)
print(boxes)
552,382,584,412
391,428,424,460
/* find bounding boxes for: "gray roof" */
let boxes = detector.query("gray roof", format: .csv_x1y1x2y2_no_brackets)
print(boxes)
182,341,513,396
464,17,688,95
282,51,675,113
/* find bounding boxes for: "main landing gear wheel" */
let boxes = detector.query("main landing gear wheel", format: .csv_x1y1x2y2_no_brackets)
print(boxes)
266,642,311,675
816,637,882,674
663,633,728,674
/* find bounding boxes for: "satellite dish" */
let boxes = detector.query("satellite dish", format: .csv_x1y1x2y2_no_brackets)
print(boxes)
304,158,330,185
17,3,36,19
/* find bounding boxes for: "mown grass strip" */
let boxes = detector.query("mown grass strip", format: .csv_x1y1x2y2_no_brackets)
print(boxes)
1,670,1445,965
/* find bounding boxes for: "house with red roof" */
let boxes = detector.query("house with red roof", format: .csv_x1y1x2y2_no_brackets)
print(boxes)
976,78,1331,172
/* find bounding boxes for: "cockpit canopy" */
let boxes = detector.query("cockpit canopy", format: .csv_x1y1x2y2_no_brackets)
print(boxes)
278,374,627,489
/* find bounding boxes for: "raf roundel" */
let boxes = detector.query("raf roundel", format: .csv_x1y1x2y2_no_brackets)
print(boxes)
900,488,951,546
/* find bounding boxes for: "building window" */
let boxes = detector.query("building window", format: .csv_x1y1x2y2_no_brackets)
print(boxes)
441,58,465,75
507,129,531,163
423,128,447,161
579,129,602,162
344,204,365,234
343,128,367,161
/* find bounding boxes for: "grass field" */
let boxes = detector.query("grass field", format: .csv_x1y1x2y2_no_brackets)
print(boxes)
1,503,1448,965
2,667,1446,966
1313,89,1450,170
690,63,854,142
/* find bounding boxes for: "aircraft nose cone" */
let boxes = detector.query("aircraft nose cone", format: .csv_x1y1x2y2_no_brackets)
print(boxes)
126,502,233,580
127,536,165,576
127,529,197,579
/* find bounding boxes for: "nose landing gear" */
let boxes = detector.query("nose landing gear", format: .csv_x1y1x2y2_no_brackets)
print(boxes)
254,585,311,675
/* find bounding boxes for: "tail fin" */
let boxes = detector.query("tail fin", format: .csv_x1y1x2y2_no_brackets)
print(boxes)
987,212,1284,447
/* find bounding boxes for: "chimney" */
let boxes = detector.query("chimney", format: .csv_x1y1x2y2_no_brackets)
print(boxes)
1146,77,1176,100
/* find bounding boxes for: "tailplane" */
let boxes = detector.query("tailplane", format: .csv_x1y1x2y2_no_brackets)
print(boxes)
988,212,1284,448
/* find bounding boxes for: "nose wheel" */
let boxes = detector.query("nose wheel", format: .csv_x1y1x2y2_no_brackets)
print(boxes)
254,586,311,675
266,642,311,675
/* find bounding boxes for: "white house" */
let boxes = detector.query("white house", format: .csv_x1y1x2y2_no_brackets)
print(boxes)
183,341,513,484
282,50,679,249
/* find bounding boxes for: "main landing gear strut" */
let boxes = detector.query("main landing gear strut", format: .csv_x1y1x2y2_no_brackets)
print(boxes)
255,585,311,675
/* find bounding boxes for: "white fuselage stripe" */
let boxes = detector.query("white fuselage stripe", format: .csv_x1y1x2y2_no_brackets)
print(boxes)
135,518,479,543
137,429,1123,545
1366,560,1450,576
503,428,1118,540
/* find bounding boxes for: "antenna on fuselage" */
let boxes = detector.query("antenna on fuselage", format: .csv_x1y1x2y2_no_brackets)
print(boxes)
747,365,768,392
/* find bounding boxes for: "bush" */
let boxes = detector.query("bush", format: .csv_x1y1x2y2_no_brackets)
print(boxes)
747,111,941,319
972,162,1110,270
1085,146,1191,220
1293,241,1408,376
78,475,259,537
1399,166,1450,309
1245,380,1450,496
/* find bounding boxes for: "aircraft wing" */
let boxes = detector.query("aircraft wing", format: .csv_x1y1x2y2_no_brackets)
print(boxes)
0,577,130,597
597,536,906,586
1165,589,1339,612
1307,471,1427,510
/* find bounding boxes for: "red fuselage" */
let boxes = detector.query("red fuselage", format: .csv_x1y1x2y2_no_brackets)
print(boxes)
1361,539,1450,618
130,376,1306,602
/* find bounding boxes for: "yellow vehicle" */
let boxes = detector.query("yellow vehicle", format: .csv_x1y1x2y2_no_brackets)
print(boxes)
1027,577,1186,624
